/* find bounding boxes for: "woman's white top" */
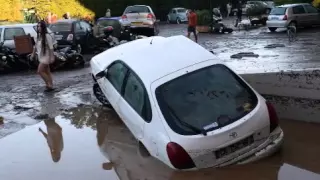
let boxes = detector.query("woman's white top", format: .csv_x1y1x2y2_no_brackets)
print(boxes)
36,34,54,64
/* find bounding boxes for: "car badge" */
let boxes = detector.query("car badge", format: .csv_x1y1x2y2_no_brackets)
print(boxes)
229,132,238,138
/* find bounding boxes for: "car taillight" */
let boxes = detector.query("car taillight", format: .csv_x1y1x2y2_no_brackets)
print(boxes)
283,15,287,20
121,15,127,20
266,102,279,132
67,34,73,41
147,13,153,19
166,142,195,169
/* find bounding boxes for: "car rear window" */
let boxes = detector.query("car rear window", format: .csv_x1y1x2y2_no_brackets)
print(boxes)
124,6,150,14
49,22,72,32
177,8,187,13
270,7,287,15
155,64,258,136
97,19,120,27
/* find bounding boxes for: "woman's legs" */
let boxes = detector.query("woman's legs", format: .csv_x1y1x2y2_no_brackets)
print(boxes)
45,65,54,88
38,63,50,87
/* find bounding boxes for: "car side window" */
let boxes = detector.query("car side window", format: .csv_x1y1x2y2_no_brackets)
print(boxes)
304,5,319,13
80,21,91,31
4,28,26,40
106,62,128,93
123,71,152,122
292,6,306,14
75,22,82,32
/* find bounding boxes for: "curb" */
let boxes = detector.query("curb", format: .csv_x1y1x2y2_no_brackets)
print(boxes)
240,70,320,123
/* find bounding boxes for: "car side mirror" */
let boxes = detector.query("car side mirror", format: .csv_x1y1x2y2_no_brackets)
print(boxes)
95,70,106,80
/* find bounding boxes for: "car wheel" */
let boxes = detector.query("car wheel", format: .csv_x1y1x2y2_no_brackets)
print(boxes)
76,44,82,54
268,27,277,32
93,83,112,108
288,21,297,29
176,18,181,24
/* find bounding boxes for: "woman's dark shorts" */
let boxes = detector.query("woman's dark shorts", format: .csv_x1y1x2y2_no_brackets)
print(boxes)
187,26,196,34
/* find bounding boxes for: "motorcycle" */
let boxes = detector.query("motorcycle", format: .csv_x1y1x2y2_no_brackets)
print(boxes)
95,26,120,53
212,8,233,34
0,42,28,73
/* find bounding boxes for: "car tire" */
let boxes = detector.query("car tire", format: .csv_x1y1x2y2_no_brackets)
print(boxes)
76,44,82,54
268,27,277,32
288,21,297,29
176,18,181,24
93,83,112,108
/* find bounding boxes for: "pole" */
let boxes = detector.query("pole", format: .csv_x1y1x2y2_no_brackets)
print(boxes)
209,0,213,33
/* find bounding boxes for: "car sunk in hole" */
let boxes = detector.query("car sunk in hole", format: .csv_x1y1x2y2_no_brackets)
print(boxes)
90,35,284,170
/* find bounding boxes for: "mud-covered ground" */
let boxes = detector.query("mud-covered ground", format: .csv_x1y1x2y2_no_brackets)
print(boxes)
1,21,320,179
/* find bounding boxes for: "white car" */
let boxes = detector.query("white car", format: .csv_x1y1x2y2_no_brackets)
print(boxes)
90,35,284,170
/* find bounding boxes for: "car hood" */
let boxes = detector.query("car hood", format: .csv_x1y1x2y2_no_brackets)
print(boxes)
0,116,120,180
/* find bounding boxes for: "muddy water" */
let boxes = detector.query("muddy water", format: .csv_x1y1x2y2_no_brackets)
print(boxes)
62,105,320,180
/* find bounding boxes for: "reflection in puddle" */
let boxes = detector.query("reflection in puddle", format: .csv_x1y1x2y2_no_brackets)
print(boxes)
39,117,64,163
63,105,320,180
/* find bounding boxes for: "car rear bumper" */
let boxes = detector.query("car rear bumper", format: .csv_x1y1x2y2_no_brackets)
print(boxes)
218,126,284,167
266,20,289,28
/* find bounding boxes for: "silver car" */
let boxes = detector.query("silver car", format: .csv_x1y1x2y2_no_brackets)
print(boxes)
267,3,320,32
167,7,188,24
0,23,55,49
120,5,159,36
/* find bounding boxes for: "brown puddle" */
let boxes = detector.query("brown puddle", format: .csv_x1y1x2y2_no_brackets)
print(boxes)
62,105,320,180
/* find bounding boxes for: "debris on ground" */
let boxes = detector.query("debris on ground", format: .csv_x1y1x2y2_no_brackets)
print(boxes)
230,52,259,59
34,114,49,120
264,44,285,49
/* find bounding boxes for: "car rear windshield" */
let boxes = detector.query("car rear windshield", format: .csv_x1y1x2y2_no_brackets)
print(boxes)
97,19,120,27
155,64,258,136
124,6,150,14
177,8,187,13
270,7,287,15
49,22,72,32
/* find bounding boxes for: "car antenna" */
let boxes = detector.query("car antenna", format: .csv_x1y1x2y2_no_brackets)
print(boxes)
150,38,153,45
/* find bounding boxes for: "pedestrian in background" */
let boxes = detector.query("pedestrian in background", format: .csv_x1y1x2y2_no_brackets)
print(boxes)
105,9,111,17
46,12,52,24
31,20,55,92
227,3,232,18
187,9,198,43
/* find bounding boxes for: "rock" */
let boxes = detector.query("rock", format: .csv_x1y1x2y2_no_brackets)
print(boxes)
34,114,49,120
264,44,285,49
230,52,259,59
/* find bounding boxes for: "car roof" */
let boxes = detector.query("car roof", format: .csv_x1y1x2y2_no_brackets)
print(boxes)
91,35,216,85
54,19,78,23
0,23,36,28
278,3,309,7
97,17,121,21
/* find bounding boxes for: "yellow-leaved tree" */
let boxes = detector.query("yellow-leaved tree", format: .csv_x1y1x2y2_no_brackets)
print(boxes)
313,0,320,8
0,0,23,22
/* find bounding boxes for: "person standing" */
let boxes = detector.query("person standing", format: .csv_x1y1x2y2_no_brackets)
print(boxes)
105,9,111,17
31,20,55,92
227,3,232,18
46,12,52,24
187,9,198,43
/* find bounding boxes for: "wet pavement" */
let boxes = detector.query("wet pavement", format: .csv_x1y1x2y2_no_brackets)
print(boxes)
1,105,320,180
1,22,320,179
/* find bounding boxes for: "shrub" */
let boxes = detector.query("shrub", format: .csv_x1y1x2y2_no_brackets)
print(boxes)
195,10,211,26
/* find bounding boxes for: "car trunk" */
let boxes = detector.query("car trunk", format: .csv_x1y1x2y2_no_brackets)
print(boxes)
155,64,271,169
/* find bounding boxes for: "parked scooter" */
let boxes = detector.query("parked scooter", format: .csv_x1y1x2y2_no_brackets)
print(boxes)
95,26,120,53
212,8,233,34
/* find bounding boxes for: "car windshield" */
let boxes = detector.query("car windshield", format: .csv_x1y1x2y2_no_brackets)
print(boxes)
49,22,72,32
124,6,150,13
177,8,187,13
155,64,258,135
270,7,287,15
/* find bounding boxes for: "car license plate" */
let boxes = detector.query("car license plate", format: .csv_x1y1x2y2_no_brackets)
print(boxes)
55,35,63,40
131,22,142,26
215,135,254,159
271,17,279,20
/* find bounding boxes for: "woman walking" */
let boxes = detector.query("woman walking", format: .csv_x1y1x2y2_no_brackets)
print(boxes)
31,20,55,92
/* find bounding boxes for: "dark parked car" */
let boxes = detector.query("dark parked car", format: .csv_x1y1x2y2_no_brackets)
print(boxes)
49,19,95,54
